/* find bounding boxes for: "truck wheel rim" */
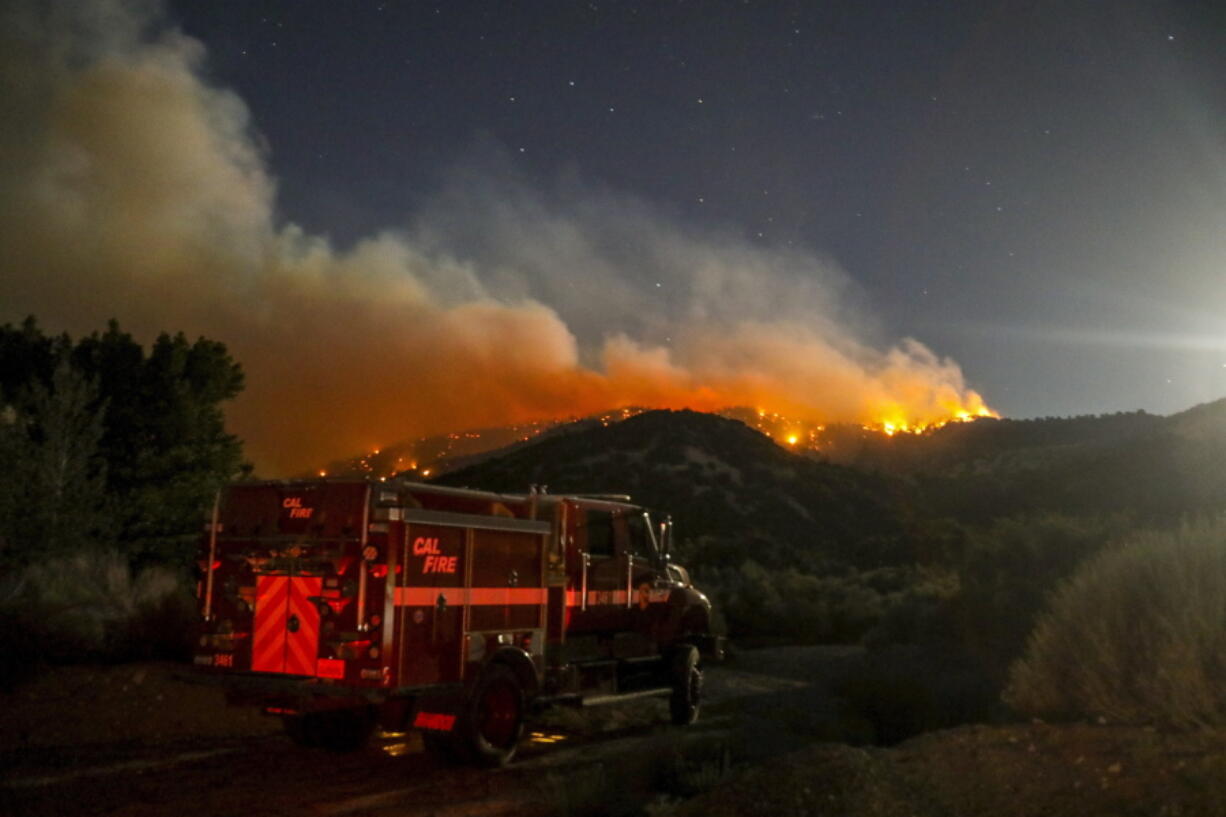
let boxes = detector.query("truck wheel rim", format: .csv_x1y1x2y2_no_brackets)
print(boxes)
478,680,519,747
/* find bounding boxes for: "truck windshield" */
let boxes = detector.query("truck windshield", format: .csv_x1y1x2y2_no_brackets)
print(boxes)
627,512,658,560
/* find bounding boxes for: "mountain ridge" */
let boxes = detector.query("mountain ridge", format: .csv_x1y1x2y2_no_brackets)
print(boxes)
432,409,925,572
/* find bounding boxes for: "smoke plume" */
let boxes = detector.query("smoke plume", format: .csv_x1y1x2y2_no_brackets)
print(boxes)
0,1,992,475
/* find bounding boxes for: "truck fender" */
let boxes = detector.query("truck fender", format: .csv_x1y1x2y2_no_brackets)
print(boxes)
661,587,712,642
482,646,540,702
680,604,710,636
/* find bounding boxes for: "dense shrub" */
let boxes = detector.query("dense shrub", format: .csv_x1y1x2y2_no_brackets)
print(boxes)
942,513,1129,679
1004,519,1226,728
862,568,959,648
0,548,196,686
698,561,946,644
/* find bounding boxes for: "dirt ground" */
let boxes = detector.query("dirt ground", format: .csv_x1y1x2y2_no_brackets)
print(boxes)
676,721,1226,817
0,661,280,750
4,653,1226,816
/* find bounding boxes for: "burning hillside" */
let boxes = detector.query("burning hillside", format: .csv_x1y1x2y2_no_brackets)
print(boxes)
321,404,996,480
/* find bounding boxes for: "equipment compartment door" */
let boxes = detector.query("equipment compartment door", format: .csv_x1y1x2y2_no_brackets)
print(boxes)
395,524,466,686
468,528,546,632
252,575,323,675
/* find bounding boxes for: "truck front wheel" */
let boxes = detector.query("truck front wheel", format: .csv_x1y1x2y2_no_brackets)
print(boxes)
669,645,702,726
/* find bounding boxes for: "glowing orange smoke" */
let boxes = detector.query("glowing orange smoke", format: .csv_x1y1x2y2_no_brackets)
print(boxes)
0,2,999,476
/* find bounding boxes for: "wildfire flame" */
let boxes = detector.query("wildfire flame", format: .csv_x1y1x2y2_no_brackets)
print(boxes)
325,399,998,480
757,403,995,447
870,403,997,436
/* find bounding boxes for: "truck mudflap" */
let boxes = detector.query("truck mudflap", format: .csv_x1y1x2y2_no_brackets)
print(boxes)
409,688,465,734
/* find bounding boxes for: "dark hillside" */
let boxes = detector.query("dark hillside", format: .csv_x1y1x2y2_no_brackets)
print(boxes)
1164,395,1226,440
915,401,1226,523
823,411,1162,476
433,409,923,572
429,400,1226,552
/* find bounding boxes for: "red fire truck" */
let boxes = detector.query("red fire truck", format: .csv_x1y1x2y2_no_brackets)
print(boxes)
194,478,720,765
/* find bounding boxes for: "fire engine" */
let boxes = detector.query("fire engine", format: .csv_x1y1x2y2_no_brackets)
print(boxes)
194,478,720,765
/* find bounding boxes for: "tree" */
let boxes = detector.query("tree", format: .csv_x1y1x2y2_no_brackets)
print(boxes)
0,318,247,566
73,323,246,564
0,315,60,404
0,358,109,568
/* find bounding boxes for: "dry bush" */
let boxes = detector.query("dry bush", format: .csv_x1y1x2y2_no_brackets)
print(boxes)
1005,519,1226,728
0,548,196,672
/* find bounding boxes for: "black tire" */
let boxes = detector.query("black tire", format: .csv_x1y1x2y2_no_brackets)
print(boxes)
669,645,702,726
283,708,376,753
457,664,525,766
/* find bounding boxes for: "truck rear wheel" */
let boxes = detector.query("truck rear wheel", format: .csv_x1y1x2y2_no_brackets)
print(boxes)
669,645,702,726
458,664,525,766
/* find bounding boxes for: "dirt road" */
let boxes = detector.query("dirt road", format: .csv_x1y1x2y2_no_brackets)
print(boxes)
0,647,863,817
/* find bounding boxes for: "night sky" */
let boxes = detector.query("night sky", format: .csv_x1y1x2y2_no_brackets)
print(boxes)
168,0,1225,416
2,0,1224,472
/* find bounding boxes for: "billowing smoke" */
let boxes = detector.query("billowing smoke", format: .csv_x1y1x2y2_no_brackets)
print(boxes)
0,0,992,475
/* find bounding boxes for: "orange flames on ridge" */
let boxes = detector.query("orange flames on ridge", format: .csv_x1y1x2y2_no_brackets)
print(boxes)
748,400,997,446
327,398,999,480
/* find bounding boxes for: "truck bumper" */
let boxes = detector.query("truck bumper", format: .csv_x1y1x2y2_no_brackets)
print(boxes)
181,668,389,708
